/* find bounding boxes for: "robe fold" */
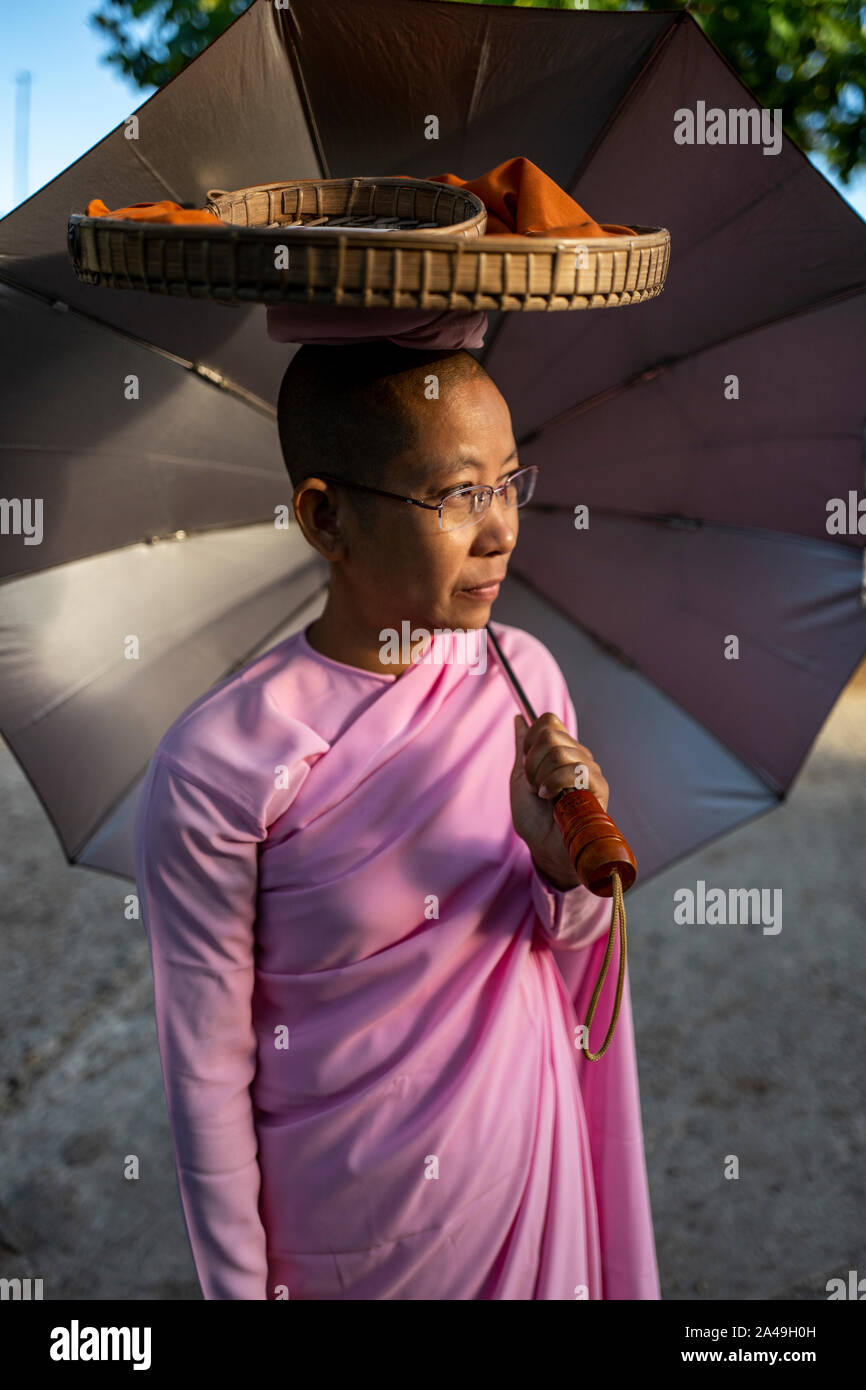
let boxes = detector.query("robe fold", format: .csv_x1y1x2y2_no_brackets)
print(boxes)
133,620,660,1300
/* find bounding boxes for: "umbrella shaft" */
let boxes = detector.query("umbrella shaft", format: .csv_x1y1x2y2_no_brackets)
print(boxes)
484,623,538,723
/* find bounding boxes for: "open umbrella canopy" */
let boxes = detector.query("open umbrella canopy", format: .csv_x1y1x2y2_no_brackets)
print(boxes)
0,0,864,881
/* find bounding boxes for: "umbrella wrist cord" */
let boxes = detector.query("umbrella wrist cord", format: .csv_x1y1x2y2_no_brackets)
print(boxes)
582,869,627,1061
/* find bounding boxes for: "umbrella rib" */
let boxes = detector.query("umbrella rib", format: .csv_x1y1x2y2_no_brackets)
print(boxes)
522,500,866,558
515,281,866,448
565,13,686,197
460,14,493,167
0,517,295,591
0,272,277,420
125,141,187,208
0,441,279,481
278,6,331,179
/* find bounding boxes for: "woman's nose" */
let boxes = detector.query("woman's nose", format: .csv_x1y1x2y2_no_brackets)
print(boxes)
476,492,516,546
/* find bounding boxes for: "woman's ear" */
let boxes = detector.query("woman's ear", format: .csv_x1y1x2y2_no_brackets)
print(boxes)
292,481,347,560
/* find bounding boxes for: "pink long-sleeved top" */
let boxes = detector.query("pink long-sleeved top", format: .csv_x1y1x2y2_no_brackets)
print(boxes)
133,620,660,1300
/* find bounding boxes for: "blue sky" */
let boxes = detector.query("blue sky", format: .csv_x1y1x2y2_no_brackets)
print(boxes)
2,0,865,222
1,0,158,217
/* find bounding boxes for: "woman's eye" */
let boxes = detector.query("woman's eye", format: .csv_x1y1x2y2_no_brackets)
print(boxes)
438,483,473,499
435,475,516,500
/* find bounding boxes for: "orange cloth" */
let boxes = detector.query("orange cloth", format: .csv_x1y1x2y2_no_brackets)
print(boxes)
85,158,634,237
84,198,220,225
426,156,634,237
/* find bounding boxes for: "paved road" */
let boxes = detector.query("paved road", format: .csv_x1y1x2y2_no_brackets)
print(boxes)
1,659,864,1300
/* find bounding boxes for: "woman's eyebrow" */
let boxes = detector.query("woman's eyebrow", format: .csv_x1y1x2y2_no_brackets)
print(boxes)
422,446,519,485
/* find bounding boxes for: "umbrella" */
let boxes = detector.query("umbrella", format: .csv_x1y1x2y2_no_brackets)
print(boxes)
1,0,864,886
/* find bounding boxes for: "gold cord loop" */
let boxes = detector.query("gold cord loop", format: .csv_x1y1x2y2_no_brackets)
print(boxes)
581,869,627,1061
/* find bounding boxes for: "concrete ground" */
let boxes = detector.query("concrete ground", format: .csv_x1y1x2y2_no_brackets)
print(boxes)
0,658,864,1301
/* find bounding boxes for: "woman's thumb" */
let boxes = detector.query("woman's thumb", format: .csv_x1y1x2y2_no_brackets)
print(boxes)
513,713,527,767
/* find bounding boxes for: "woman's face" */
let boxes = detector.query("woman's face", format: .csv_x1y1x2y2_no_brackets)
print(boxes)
298,370,522,646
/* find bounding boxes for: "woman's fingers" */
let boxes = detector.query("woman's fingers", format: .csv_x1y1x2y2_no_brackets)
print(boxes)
519,713,609,811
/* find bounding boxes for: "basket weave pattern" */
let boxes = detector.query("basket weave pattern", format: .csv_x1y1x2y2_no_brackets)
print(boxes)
68,177,670,311
205,177,486,233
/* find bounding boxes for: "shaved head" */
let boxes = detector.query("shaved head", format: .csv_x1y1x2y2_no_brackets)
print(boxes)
284,337,519,670
277,342,489,518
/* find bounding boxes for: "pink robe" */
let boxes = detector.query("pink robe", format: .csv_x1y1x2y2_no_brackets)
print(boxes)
133,620,660,1300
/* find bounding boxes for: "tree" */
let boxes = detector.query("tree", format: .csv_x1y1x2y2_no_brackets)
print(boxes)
89,0,253,89
90,0,866,182
593,0,866,183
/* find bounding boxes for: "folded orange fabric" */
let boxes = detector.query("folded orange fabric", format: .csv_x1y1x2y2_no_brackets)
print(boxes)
85,157,634,237
84,198,220,225
425,156,635,238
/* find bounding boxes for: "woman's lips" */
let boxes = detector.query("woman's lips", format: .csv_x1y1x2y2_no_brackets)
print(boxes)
457,582,501,601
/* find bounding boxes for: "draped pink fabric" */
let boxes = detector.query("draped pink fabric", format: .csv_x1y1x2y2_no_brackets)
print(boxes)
265,304,489,350
133,620,660,1300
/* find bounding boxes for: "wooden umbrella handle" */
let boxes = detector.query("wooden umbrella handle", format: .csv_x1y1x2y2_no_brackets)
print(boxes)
552,787,638,897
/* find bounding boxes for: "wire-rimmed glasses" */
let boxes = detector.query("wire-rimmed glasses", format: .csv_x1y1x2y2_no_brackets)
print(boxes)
313,463,538,532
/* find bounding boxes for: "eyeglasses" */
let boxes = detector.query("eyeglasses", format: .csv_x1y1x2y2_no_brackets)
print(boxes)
313,464,538,532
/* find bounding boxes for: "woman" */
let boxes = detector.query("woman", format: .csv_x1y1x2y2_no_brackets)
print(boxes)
133,342,659,1299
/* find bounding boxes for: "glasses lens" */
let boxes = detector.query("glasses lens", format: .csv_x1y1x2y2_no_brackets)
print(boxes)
441,488,487,531
506,468,536,507
439,469,536,531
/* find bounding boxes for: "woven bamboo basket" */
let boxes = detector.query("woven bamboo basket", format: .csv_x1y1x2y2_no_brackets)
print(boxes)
68,176,670,310
205,177,487,233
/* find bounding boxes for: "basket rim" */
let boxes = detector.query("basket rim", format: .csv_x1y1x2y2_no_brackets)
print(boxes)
205,175,486,193
67,211,669,250
204,175,487,221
